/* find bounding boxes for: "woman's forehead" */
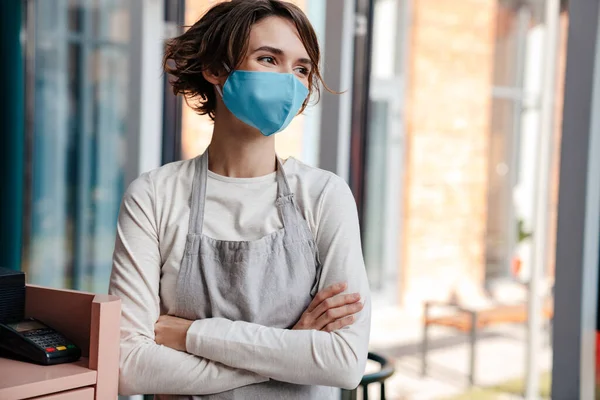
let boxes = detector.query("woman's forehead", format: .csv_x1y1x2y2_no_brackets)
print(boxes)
248,16,309,60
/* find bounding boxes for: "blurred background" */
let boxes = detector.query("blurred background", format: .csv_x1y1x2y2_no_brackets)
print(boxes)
1,0,600,399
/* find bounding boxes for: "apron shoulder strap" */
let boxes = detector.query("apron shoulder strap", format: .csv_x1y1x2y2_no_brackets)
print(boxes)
188,151,208,235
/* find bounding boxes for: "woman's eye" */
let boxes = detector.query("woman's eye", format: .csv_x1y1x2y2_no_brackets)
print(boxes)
295,67,309,76
259,56,275,64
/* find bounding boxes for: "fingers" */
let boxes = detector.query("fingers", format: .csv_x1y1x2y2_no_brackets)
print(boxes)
323,315,356,333
314,301,364,330
294,283,364,332
305,282,347,312
311,292,361,320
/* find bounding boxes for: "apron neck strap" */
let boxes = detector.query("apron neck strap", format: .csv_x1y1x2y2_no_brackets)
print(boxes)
275,157,292,199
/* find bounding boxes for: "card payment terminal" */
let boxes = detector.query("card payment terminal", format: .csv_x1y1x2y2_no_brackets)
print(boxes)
0,317,81,365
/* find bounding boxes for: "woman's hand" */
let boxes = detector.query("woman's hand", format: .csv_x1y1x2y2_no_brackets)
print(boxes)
293,282,363,332
155,315,194,352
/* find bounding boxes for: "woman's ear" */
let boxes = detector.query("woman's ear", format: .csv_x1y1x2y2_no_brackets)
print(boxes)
203,68,225,86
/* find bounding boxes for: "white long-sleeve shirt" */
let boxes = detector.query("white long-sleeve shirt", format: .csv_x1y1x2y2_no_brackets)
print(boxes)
108,156,371,397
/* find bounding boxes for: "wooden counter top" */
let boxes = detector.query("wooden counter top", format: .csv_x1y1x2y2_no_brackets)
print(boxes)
0,356,97,400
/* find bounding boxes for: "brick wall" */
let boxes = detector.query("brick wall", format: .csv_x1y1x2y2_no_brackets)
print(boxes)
401,0,497,308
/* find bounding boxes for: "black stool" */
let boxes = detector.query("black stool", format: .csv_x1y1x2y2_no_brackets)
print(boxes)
340,352,395,400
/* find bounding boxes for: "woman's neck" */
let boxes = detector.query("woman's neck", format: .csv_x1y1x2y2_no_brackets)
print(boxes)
207,115,277,178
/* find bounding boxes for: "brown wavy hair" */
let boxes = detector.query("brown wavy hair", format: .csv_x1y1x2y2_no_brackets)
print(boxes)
163,0,326,121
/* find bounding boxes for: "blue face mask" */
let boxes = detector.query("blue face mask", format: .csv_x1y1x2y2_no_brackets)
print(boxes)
216,67,309,136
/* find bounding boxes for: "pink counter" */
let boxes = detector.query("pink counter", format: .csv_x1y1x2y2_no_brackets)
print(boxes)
0,286,121,400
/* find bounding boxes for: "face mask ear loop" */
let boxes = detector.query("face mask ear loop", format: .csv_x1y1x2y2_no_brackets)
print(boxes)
215,62,232,97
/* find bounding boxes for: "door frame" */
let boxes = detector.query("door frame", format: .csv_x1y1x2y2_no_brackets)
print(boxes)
551,0,600,397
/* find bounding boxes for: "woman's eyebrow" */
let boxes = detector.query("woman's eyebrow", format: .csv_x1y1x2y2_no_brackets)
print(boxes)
252,45,284,55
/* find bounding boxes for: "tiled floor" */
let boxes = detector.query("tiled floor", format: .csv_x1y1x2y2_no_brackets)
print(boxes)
365,306,553,400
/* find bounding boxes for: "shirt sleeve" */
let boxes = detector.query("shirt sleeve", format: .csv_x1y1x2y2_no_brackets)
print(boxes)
108,173,268,396
185,175,371,390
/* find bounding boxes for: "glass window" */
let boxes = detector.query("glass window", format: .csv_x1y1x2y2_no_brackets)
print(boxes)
485,0,548,282
363,100,390,290
22,0,131,293
361,0,408,304
361,0,567,397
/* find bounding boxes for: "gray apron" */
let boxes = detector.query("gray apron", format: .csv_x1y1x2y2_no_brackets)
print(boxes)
170,151,332,399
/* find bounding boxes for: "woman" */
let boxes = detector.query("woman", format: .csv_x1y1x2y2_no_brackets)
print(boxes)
108,1,371,398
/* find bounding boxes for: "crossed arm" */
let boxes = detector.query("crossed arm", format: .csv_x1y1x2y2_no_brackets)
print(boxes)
108,173,371,396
